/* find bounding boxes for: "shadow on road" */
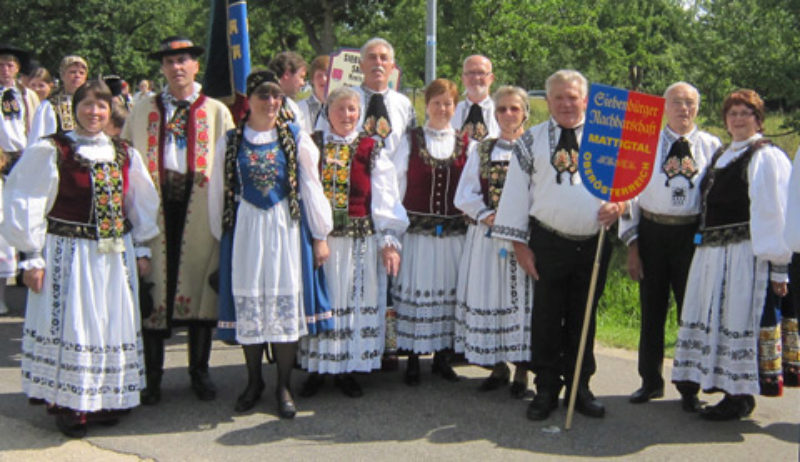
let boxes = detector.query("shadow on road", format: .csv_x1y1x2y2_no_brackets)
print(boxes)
0,283,797,458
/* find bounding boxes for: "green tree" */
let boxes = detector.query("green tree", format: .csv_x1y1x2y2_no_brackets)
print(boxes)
0,0,206,84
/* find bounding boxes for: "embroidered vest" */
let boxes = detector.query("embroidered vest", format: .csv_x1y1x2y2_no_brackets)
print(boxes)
47,91,75,133
477,138,510,211
47,134,131,238
403,127,468,235
313,131,377,237
222,123,301,232
698,139,771,246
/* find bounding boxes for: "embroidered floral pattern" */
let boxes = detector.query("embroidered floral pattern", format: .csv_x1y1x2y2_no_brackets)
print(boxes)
478,140,510,210
243,143,281,196
662,154,698,182
276,122,300,219
173,294,193,318
194,108,210,184
321,143,352,210
461,120,488,141
145,110,160,178
364,114,392,139
92,162,125,242
551,148,579,175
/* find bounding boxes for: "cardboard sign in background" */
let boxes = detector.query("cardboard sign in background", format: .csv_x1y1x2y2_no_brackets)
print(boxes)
325,48,401,97
579,83,664,202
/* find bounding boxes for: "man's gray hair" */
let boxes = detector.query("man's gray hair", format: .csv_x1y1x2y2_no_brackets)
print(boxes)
545,69,588,99
462,54,492,72
360,37,395,62
664,81,701,107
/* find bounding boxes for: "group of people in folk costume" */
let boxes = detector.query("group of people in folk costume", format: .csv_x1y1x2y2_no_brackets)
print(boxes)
0,32,797,439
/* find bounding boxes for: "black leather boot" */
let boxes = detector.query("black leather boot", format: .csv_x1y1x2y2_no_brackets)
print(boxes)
141,331,164,405
188,325,217,401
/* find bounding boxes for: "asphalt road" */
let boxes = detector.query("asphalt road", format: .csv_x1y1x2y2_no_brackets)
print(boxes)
0,285,797,461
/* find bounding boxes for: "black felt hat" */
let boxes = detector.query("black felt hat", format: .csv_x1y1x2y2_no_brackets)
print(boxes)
103,75,123,97
0,43,31,73
148,36,204,60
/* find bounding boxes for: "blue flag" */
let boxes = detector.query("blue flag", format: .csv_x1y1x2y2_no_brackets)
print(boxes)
203,0,251,122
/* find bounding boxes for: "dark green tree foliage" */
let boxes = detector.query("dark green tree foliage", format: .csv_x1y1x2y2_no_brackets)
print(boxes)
1,0,799,125
0,0,207,84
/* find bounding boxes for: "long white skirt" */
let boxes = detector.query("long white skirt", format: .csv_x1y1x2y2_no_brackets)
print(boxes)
22,234,144,412
233,200,307,344
299,235,385,373
393,232,464,353
671,240,767,395
454,223,533,365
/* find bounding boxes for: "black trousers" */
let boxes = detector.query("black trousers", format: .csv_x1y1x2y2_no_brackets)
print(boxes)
636,217,697,388
529,221,612,393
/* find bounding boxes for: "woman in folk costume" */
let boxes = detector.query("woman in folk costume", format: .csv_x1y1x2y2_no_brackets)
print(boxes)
392,78,469,385
454,86,533,397
778,144,800,392
297,86,408,398
2,80,159,437
209,70,332,419
671,89,792,420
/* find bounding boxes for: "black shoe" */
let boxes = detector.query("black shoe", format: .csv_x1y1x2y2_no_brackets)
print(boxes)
680,392,701,413
479,365,510,392
432,351,460,382
235,380,265,412
629,385,664,404
28,398,46,406
433,363,460,382
381,354,399,371
404,358,421,386
299,373,325,398
700,395,755,421
276,389,297,419
191,371,217,401
510,381,528,399
55,413,87,438
526,393,558,421
572,388,605,418
140,386,161,406
335,374,364,398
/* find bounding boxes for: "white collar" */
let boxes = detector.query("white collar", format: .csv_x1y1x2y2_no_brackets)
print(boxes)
325,130,359,144
465,95,492,109
163,82,202,105
730,133,762,151
424,123,455,138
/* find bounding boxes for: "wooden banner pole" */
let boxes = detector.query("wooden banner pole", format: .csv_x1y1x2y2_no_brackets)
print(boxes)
565,225,606,430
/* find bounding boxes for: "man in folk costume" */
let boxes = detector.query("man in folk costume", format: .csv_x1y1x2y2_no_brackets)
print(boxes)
269,51,308,131
121,36,235,404
350,37,416,367
28,55,88,143
353,38,416,158
494,70,627,421
619,82,720,410
0,43,39,314
451,55,499,141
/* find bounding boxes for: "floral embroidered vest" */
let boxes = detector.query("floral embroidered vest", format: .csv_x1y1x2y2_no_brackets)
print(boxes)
477,138,510,211
313,131,377,237
403,127,468,235
47,134,130,236
222,124,300,231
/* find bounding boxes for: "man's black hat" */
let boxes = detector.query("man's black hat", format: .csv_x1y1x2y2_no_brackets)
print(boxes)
148,36,204,60
0,43,31,73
